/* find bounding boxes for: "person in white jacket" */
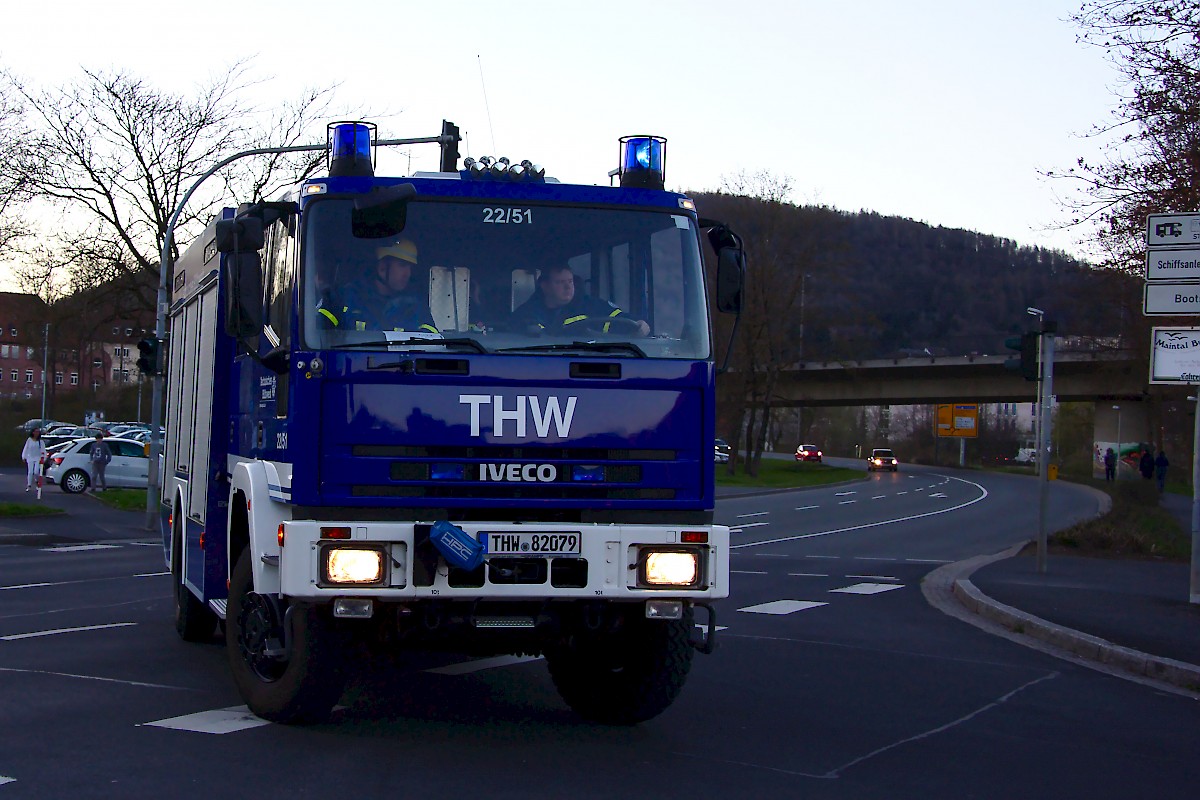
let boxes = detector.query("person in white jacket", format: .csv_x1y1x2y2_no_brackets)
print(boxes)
20,429,46,492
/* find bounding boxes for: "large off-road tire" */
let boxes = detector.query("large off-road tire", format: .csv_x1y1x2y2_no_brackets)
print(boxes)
172,514,217,642
226,550,347,724
546,606,694,725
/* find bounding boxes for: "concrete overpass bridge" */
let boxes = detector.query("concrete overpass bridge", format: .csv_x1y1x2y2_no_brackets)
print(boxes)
766,349,1153,407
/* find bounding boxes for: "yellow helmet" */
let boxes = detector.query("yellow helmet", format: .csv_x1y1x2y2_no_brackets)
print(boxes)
375,239,418,264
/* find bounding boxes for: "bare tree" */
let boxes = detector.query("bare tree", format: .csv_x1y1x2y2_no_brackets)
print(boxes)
699,173,828,476
0,83,35,261
1051,1,1200,272
2,61,338,311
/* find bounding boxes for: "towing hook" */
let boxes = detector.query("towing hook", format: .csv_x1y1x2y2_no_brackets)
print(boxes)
690,602,717,655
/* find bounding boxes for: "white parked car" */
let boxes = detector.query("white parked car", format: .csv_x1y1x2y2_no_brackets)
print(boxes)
44,437,151,493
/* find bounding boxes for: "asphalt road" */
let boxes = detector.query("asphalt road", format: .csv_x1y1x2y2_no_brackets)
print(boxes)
1,461,1198,798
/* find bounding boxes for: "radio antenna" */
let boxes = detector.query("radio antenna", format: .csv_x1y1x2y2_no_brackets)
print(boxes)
477,54,497,154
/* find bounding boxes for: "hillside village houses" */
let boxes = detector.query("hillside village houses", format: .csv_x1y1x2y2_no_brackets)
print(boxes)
0,292,152,402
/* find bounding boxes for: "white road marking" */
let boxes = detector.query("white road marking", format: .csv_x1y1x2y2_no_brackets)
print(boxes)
805,554,840,559
1,622,137,641
871,495,886,499
906,558,952,564
788,572,829,578
855,556,896,561
134,572,170,578
736,512,769,518
755,553,790,558
730,475,988,551
838,500,857,505
738,600,828,615
794,505,819,511
0,777,13,786
41,544,119,553
847,574,899,581
834,491,856,496
897,491,908,495
734,521,770,529
0,665,191,690
831,582,904,595
126,541,160,547
732,570,768,575
694,624,730,634
143,705,271,734
426,655,542,675
0,583,51,591
929,493,948,498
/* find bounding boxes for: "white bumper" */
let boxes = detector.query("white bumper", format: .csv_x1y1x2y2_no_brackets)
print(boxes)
276,520,729,601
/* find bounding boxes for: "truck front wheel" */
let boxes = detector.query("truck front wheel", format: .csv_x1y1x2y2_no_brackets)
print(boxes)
226,550,347,724
545,606,694,725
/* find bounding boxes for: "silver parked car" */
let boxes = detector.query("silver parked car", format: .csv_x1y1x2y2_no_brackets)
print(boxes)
44,437,151,493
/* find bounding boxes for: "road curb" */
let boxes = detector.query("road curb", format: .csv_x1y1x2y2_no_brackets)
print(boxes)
927,542,1200,696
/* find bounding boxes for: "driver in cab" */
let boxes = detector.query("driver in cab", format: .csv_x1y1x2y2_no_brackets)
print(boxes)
509,265,649,336
316,238,438,334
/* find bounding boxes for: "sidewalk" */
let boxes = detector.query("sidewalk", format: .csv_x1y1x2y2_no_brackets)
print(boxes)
0,466,149,545
949,490,1200,693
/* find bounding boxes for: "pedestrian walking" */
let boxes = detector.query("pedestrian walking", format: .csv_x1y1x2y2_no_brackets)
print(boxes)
1139,449,1154,480
89,433,112,492
1103,447,1117,482
1155,450,1170,492
20,429,45,493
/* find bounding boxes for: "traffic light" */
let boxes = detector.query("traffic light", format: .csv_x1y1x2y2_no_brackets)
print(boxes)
439,120,460,172
136,337,161,376
1004,331,1039,381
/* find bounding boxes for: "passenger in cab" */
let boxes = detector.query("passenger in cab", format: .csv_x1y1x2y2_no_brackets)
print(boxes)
316,238,438,333
509,265,649,336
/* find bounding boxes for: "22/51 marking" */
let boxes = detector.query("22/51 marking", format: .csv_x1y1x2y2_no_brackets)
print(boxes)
483,207,532,224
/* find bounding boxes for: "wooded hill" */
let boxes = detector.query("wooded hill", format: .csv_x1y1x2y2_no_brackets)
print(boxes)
692,192,1133,362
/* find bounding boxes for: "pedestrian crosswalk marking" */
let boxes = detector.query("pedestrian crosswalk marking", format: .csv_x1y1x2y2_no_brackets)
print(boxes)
830,582,904,595
738,600,827,615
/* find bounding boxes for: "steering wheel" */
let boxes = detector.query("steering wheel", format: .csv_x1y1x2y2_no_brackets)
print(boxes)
576,316,644,335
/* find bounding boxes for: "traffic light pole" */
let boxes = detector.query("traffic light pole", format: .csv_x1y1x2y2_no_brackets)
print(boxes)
1036,330,1055,574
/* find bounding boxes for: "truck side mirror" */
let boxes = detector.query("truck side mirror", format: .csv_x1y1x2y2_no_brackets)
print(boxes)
214,216,265,253
223,252,263,339
716,246,745,314
352,183,417,239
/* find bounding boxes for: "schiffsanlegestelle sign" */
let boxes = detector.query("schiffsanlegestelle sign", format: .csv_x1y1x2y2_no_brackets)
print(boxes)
1150,327,1200,384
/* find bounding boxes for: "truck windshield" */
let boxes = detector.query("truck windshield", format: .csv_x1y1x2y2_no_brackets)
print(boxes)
300,197,710,359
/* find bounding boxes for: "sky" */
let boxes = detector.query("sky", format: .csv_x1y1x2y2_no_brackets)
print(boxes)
0,0,1122,289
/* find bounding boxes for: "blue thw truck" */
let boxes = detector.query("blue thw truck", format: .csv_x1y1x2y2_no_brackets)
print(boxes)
163,122,745,724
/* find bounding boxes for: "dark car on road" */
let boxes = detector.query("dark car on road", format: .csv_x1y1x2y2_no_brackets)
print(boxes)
795,443,823,463
714,437,732,464
867,448,899,472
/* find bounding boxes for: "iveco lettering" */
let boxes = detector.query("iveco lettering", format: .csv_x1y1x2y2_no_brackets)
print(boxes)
159,121,745,725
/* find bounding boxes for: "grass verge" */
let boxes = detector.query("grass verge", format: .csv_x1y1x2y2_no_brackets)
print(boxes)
716,458,863,490
90,488,148,512
1051,479,1190,561
0,501,65,517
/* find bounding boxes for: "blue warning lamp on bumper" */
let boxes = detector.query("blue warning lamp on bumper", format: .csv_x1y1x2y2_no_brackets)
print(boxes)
618,135,666,189
327,121,376,177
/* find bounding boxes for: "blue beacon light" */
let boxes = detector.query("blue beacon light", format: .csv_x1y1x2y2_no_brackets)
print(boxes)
618,135,666,189
327,121,377,178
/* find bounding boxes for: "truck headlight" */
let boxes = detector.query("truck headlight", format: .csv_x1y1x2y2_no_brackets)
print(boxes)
638,548,703,588
323,547,385,585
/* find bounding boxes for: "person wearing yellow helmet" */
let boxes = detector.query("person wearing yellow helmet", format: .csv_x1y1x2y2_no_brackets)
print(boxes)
316,238,438,333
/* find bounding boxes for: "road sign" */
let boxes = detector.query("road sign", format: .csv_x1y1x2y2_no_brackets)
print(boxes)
1147,213,1200,246
935,403,977,438
1144,282,1200,315
1146,247,1200,281
1149,327,1200,384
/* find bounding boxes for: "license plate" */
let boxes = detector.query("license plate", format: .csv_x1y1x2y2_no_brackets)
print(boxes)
482,531,581,557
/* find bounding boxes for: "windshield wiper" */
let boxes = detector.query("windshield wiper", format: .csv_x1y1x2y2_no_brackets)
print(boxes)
496,340,646,357
338,337,490,354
